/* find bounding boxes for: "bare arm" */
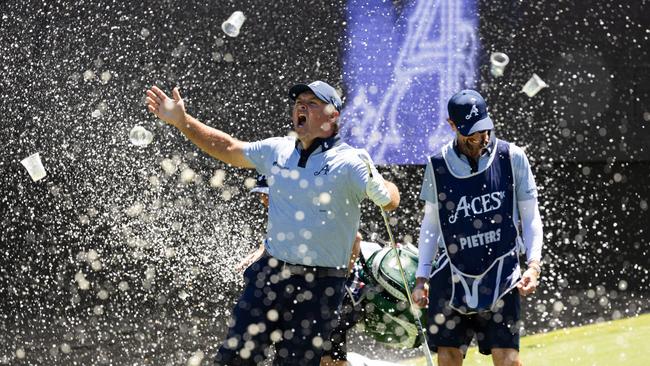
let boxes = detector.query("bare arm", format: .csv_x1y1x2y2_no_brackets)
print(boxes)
176,113,254,168
347,232,362,273
145,86,254,168
235,243,266,272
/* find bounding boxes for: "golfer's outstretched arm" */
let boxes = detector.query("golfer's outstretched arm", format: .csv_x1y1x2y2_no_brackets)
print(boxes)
146,86,254,168
176,113,253,168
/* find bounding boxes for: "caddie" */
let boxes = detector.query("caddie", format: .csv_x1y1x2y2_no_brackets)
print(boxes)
412,89,543,366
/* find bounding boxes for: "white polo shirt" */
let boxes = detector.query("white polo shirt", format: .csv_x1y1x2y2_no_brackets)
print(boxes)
244,135,372,268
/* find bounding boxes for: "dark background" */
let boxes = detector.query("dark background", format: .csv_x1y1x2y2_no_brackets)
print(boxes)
1,0,649,364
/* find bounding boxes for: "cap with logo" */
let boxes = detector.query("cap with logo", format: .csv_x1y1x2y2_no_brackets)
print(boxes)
447,89,494,136
250,175,269,195
289,80,343,112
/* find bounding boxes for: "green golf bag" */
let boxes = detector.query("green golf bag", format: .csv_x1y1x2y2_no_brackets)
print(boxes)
357,244,427,349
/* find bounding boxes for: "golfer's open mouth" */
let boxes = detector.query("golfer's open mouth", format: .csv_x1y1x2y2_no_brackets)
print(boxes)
297,115,307,127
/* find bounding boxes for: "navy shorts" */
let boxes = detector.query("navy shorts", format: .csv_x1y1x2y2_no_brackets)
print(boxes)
214,254,347,366
321,288,364,361
427,265,521,355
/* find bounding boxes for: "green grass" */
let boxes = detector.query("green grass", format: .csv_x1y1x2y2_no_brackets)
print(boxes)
405,313,650,366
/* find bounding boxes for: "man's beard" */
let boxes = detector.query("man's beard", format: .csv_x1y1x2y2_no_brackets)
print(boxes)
465,139,488,151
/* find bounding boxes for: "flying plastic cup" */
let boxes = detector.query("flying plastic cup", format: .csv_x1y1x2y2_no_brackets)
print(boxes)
522,73,549,97
489,52,509,77
20,153,47,182
129,125,154,146
222,11,246,37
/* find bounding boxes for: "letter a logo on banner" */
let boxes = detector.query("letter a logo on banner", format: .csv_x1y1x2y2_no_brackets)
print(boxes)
341,0,479,164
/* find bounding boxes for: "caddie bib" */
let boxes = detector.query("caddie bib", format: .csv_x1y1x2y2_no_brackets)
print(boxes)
429,139,521,314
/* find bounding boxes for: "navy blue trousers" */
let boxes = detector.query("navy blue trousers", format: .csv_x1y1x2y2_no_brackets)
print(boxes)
215,255,346,366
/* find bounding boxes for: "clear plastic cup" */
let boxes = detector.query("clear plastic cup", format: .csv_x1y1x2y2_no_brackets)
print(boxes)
522,73,549,97
129,125,153,146
20,153,47,182
222,11,246,37
489,52,509,77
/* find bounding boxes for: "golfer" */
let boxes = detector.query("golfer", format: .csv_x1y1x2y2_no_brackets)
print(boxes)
145,80,400,366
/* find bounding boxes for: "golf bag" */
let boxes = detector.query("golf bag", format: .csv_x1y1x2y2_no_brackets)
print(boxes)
356,244,427,349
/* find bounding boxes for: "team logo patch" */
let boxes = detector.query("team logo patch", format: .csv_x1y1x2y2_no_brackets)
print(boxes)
314,164,330,176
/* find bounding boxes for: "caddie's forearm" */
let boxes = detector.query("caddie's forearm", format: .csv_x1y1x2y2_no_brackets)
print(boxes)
381,180,400,211
415,202,439,278
518,198,543,264
176,114,254,168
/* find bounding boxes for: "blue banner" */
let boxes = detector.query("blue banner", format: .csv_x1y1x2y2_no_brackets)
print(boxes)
340,0,480,164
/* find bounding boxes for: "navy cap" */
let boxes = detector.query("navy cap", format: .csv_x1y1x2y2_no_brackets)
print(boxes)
289,81,343,112
447,89,494,136
250,175,269,195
